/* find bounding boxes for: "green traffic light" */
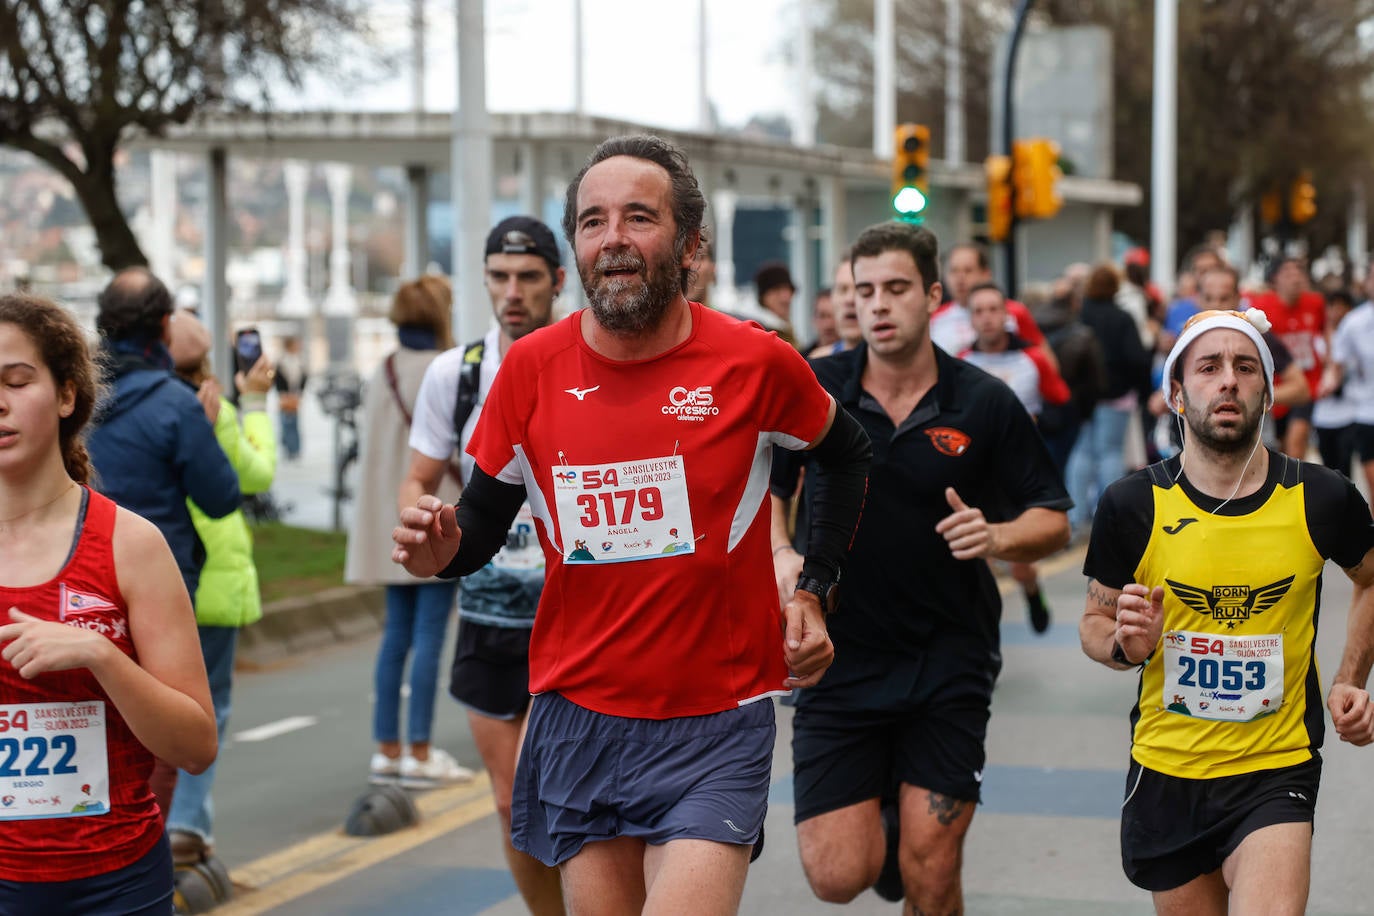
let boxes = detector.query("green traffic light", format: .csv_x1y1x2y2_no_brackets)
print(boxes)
893,186,928,216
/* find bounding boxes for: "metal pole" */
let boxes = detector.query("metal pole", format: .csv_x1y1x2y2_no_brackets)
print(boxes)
997,0,1034,298
1348,180,1367,281
203,147,231,388
796,0,815,146
697,0,710,130
453,0,493,343
411,0,425,113
944,0,964,165
573,0,585,116
1151,0,1178,296
873,0,895,159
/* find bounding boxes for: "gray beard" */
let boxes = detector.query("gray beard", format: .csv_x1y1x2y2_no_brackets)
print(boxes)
585,271,678,334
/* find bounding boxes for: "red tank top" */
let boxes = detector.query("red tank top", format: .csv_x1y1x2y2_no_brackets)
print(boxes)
0,488,160,881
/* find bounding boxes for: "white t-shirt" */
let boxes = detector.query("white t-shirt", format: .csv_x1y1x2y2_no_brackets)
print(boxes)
410,327,502,483
409,328,544,626
1332,302,1374,425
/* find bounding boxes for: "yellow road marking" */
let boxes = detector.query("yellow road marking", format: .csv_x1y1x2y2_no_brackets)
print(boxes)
215,774,496,915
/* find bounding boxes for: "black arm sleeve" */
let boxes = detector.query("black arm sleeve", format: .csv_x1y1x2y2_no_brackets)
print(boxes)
798,406,872,582
437,465,528,579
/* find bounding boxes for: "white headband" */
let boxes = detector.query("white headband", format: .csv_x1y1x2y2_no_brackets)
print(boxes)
1160,308,1275,405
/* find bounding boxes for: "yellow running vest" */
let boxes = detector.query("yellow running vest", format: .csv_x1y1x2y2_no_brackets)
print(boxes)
1131,465,1323,778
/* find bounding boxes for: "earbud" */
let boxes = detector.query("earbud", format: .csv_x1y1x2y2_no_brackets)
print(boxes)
1174,396,1184,414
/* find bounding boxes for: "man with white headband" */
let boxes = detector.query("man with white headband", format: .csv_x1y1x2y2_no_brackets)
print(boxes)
1078,307,1374,915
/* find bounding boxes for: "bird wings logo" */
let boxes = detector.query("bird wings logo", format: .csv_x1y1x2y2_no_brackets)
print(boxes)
924,427,971,457
1166,575,1295,623
565,386,600,401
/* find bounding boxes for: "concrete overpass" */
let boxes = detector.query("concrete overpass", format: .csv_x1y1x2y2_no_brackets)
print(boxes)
136,108,1141,371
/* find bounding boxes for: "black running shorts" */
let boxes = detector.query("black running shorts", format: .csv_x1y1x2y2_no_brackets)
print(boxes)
448,618,533,720
1119,755,1321,891
791,635,999,822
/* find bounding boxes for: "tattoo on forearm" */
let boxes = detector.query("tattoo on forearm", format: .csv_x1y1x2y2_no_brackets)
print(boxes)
926,792,969,827
1087,582,1116,609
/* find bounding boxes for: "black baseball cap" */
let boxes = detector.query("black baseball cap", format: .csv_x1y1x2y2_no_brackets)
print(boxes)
485,216,561,273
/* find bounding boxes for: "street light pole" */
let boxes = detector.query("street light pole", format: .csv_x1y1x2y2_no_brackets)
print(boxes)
873,0,895,159
1151,0,1178,296
452,0,493,343
995,0,1034,298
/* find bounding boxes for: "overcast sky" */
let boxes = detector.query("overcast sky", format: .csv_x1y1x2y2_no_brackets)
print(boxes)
291,0,798,132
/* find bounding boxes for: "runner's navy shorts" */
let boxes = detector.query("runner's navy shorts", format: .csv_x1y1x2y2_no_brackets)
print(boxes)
1120,755,1320,891
511,691,775,866
0,830,172,916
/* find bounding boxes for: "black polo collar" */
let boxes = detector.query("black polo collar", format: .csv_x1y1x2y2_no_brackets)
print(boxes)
839,342,965,434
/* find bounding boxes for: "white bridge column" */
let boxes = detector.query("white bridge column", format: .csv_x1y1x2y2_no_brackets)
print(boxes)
278,160,313,318
323,162,357,368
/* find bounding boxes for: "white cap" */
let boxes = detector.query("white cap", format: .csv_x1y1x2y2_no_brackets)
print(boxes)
1160,308,1275,405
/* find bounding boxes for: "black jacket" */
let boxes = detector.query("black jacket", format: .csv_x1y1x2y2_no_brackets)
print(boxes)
1079,297,1151,402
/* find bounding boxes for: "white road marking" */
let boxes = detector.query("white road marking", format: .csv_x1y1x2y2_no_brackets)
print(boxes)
232,716,319,743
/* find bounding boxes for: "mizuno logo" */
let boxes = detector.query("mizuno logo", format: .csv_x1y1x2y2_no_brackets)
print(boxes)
1162,517,1199,535
723,819,747,834
564,386,600,401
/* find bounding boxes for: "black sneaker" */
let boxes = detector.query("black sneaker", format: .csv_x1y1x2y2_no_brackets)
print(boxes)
1027,589,1052,635
872,800,903,902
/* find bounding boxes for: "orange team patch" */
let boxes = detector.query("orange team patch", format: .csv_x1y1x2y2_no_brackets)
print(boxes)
924,427,971,457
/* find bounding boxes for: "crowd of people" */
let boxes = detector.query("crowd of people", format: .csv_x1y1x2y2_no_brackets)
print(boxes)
0,132,1372,915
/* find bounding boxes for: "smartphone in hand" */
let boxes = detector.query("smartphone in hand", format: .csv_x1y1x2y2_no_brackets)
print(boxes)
234,328,263,374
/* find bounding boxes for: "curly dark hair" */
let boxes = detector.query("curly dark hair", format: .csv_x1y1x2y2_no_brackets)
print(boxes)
0,293,104,485
562,135,707,294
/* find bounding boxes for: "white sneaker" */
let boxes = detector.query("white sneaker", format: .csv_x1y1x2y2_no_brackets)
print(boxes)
399,749,475,788
368,752,401,785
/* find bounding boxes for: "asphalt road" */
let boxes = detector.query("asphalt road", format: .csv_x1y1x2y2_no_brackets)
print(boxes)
198,544,1374,916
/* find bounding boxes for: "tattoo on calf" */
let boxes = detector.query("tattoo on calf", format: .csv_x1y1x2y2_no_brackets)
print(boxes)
926,792,969,826
911,908,962,916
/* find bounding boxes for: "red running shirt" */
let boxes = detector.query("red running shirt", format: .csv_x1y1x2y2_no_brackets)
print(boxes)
0,489,159,881
469,303,833,718
1250,290,1327,401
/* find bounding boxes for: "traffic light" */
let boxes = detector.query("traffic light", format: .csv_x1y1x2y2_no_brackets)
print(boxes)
1012,139,1063,221
891,123,931,221
985,155,1012,242
1259,189,1284,227
1289,171,1317,225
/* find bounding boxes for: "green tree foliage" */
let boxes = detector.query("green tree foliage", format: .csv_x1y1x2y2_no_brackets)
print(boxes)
813,0,1374,263
1043,0,1374,260
0,0,370,271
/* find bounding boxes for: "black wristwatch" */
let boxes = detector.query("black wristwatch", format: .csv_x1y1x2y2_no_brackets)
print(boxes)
1110,640,1133,666
794,576,839,615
